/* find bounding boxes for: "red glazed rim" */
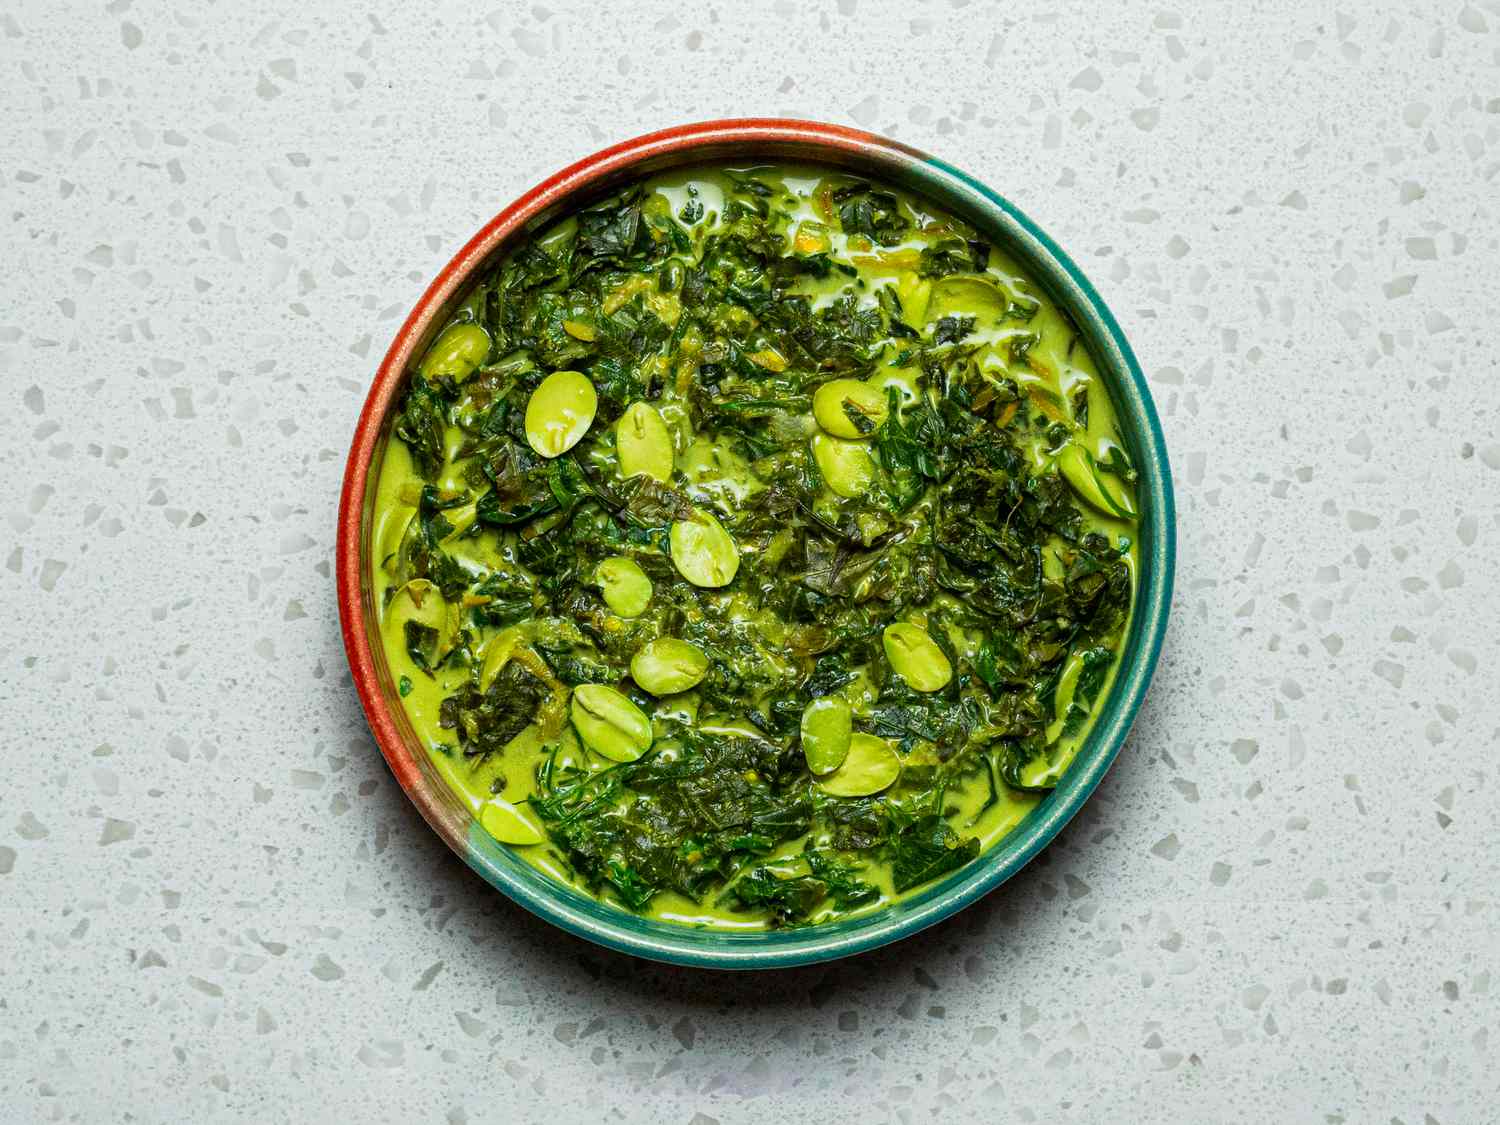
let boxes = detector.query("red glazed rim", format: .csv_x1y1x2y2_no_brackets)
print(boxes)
337,119,1175,969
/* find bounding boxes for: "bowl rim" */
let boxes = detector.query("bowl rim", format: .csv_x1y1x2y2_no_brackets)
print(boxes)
337,118,1176,969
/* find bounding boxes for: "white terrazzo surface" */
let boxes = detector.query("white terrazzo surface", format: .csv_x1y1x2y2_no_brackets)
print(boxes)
3,1,1499,1121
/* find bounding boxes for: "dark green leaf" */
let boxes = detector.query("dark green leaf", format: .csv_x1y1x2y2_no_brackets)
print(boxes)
889,814,979,893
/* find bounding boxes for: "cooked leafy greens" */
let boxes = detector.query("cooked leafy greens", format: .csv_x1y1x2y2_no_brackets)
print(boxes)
374,164,1137,929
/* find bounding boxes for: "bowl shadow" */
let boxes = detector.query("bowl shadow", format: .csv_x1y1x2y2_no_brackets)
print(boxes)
362,676,1142,1012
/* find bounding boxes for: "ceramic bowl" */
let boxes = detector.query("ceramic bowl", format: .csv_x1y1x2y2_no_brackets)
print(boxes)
337,119,1175,969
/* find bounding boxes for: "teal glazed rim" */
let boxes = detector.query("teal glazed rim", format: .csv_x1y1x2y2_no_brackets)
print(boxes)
336,119,1176,969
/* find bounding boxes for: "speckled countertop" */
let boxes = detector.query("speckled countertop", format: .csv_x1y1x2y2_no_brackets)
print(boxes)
3,1,1498,1121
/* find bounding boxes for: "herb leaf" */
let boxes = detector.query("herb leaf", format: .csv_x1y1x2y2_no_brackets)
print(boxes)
889,814,980,893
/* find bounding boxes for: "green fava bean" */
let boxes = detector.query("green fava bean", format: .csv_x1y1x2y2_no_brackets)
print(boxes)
926,275,1007,323
630,638,709,696
882,622,953,692
816,733,900,797
386,579,456,668
800,696,852,775
595,556,652,617
810,433,875,499
896,270,933,324
812,378,889,438
669,510,740,587
479,798,544,845
570,684,653,762
616,401,675,483
525,370,597,458
1057,444,1137,520
419,322,490,382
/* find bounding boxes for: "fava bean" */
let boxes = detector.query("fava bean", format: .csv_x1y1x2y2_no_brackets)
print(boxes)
525,370,597,458
865,367,920,409
882,622,953,692
813,378,889,438
810,433,876,499
570,684,653,762
669,510,740,587
800,696,852,775
926,275,1006,323
419,322,491,382
595,556,652,617
630,638,709,696
378,506,417,577
816,733,900,797
616,401,675,483
387,579,456,668
896,270,932,325
479,798,544,845
1057,444,1136,520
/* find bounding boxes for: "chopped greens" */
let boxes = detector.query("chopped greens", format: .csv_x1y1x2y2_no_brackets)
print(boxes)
374,163,1137,930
